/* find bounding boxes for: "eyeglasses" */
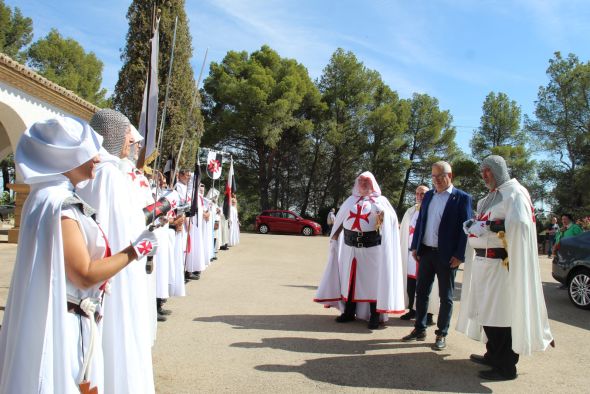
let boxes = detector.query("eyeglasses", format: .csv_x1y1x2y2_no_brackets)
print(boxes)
431,173,448,180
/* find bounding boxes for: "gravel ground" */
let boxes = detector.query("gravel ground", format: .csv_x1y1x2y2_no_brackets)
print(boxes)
0,233,588,393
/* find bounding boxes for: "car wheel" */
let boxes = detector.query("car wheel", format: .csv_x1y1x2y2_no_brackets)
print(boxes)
258,224,269,234
568,268,590,310
302,226,313,236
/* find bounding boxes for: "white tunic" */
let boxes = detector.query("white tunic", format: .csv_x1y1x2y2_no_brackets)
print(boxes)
457,179,553,355
76,152,155,393
229,204,240,246
0,179,105,393
315,194,405,321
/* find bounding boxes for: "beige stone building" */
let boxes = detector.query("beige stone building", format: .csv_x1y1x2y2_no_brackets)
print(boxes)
0,53,98,242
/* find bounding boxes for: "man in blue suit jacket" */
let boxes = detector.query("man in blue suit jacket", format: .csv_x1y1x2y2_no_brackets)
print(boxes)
402,161,472,351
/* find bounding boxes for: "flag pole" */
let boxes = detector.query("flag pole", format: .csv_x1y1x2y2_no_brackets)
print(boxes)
152,15,178,202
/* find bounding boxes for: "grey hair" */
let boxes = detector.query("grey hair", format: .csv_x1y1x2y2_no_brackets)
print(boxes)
432,161,452,174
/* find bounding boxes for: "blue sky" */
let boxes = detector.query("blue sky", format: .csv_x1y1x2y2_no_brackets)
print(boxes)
8,0,590,152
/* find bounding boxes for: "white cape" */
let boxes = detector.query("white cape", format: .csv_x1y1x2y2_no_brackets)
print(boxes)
229,205,240,246
456,179,553,355
314,194,405,320
76,152,155,393
0,179,104,393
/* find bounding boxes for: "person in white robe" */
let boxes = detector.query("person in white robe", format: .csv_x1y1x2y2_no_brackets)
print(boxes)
176,171,206,280
150,172,174,322
219,204,230,250
199,184,213,266
314,172,405,329
229,195,240,246
0,117,157,394
166,187,186,296
457,155,554,381
76,109,156,393
206,188,221,258
121,124,160,334
399,185,437,325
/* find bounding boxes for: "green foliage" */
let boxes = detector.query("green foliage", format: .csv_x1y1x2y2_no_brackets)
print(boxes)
26,29,108,106
203,45,322,211
0,153,14,191
525,52,590,215
114,0,202,169
0,0,33,62
471,91,540,201
364,81,410,205
317,49,381,206
452,157,486,202
395,93,460,211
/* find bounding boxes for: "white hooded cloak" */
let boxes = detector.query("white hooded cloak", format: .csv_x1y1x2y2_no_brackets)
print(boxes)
314,172,405,321
456,178,553,355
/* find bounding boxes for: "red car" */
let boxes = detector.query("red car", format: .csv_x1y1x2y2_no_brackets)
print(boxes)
255,210,322,236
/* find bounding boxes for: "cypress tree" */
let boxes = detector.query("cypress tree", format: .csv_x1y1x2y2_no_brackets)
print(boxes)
113,0,203,168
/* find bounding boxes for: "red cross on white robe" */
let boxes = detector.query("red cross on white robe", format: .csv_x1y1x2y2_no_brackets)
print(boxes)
137,240,153,256
347,203,370,231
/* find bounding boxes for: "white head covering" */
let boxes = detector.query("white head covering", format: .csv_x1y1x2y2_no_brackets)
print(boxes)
352,171,382,198
206,187,220,201
15,116,103,184
130,124,144,142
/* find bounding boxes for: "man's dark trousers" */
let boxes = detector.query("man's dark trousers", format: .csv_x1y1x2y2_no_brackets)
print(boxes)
483,326,519,377
414,247,457,336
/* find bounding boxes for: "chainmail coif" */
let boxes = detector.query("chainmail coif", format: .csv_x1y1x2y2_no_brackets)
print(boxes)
482,155,510,188
89,109,130,158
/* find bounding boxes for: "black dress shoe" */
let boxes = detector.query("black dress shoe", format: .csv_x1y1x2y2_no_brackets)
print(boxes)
400,309,415,320
470,354,491,366
185,272,199,280
479,369,517,381
157,314,167,322
368,313,380,329
402,329,426,342
335,313,355,323
158,308,172,316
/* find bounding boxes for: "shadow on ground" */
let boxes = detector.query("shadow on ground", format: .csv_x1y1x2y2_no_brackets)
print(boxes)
193,314,400,334
256,352,492,392
232,337,427,355
542,281,590,331
282,284,318,291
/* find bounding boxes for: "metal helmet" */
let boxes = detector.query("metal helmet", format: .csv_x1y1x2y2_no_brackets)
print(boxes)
482,155,510,187
89,109,130,158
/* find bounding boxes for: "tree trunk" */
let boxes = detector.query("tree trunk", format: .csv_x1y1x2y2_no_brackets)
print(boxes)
397,137,418,212
300,137,322,215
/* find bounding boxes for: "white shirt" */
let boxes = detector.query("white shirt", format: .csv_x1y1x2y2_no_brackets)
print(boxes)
423,185,454,247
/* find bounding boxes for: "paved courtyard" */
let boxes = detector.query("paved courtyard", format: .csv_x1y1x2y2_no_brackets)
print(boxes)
0,233,588,393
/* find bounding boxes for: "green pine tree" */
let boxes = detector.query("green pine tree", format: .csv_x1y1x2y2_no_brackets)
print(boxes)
0,0,33,63
113,0,203,169
27,29,109,107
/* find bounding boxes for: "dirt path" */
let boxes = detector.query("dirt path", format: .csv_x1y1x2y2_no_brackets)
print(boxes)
0,234,588,393
151,233,589,393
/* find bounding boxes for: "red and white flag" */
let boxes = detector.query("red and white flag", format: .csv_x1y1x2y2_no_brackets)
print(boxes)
223,158,236,218
206,151,222,179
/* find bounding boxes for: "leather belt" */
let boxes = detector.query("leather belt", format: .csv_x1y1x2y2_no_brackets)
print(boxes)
343,229,381,248
474,248,507,259
67,301,102,323
421,244,438,252
486,220,505,233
